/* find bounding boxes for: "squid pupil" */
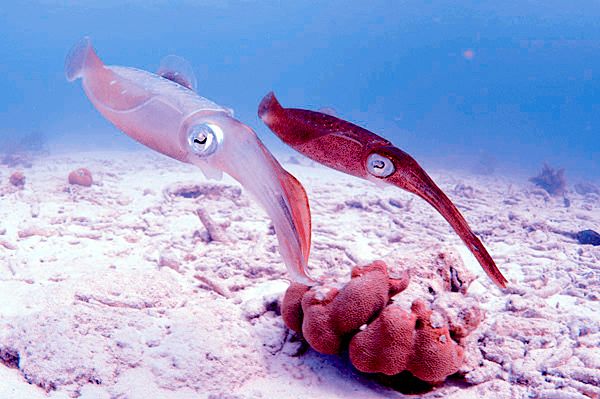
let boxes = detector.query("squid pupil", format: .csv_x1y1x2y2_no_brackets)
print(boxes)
373,160,385,169
194,134,207,145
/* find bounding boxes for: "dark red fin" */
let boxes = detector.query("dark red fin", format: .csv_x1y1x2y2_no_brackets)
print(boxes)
258,91,284,121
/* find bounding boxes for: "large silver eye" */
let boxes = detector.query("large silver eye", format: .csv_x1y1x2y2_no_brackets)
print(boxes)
187,123,223,157
366,153,395,177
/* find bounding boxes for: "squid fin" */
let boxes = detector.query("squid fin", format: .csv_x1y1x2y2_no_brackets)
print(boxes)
65,36,103,81
318,107,338,117
157,55,198,91
278,170,312,268
258,91,284,121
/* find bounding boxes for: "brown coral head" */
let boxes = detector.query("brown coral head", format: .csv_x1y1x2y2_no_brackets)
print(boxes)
281,283,310,333
282,261,408,355
68,168,93,187
350,259,410,297
407,300,464,383
351,259,388,278
281,261,465,385
9,171,25,187
349,299,464,384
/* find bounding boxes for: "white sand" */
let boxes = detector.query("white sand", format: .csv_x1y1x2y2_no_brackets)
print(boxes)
0,149,598,399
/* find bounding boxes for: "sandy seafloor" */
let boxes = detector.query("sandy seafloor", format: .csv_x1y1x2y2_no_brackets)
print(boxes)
0,149,598,399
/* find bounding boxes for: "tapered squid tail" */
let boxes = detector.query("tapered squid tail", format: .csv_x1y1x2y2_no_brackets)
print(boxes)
379,146,508,288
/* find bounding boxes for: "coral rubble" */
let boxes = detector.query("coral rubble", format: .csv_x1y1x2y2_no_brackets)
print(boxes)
1,150,598,398
529,164,567,196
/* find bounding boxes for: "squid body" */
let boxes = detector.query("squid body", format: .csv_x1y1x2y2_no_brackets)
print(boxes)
259,92,508,288
66,38,312,284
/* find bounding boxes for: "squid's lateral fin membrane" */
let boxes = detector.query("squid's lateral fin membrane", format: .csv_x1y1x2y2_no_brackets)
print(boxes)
257,142,312,281
318,107,338,117
278,169,312,267
157,55,198,91
65,36,103,81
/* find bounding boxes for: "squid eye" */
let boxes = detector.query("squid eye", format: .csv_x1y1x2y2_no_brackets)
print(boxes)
187,123,223,157
366,153,395,177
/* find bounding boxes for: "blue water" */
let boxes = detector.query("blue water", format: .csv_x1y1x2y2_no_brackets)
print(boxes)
1,1,599,180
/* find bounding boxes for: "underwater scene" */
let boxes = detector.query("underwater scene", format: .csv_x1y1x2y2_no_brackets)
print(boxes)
0,1,599,398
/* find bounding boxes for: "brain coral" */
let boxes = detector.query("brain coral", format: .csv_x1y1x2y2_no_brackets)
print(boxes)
281,260,475,384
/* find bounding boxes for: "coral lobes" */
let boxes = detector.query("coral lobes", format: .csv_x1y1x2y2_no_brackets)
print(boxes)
282,261,468,384
68,168,93,187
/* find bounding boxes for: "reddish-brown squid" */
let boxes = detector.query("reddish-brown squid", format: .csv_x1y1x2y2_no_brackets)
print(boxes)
258,92,508,288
